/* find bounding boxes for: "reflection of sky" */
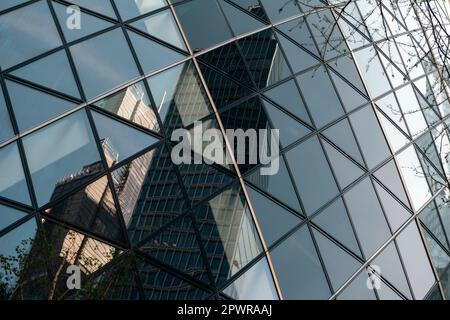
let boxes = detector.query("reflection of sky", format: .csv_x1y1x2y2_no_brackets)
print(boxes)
223,257,278,300
22,111,101,205
396,146,431,210
0,1,61,69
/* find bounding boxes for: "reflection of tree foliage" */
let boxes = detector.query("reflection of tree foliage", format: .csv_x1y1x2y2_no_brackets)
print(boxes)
0,222,131,300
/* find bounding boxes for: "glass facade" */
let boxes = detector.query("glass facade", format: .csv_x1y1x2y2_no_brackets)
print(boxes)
0,0,450,300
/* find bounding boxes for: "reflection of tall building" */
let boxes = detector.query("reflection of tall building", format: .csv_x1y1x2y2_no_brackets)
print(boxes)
117,11,283,294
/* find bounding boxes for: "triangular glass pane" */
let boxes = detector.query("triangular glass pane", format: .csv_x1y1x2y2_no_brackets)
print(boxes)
277,17,319,56
219,0,265,36
23,110,103,207
377,111,410,152
146,61,213,134
373,160,411,207
43,175,127,246
416,148,446,195
53,2,114,42
313,228,361,291
67,0,116,18
276,32,319,74
222,257,278,300
376,277,404,300
313,197,362,257
0,89,14,143
10,50,80,98
92,111,159,166
128,30,185,74
296,65,345,128
130,9,186,50
228,0,269,22
306,10,348,60
286,136,339,215
263,79,311,125
375,94,408,133
328,54,366,93
95,80,159,133
199,62,254,109
135,256,211,300
330,71,368,112
0,204,27,232
270,226,331,299
262,99,311,147
370,242,413,299
137,215,211,284
197,42,254,87
322,118,365,166
112,145,188,244
420,200,449,250
238,29,292,89
323,140,364,189
114,0,166,20
70,29,140,100
336,270,376,300
246,186,302,247
0,142,31,205
245,155,302,213
374,181,411,233
6,80,76,132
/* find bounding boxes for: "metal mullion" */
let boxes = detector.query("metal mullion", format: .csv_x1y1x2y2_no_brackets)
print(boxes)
0,71,39,211
168,0,285,299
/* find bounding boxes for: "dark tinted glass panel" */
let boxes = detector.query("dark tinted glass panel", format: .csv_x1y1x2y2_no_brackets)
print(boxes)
270,226,331,299
297,65,344,128
349,106,390,169
136,257,211,300
174,0,232,51
0,204,27,232
111,145,188,244
286,136,338,215
344,178,391,256
137,216,210,284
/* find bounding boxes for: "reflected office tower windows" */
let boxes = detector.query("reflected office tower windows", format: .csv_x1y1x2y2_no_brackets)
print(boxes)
2,0,450,300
